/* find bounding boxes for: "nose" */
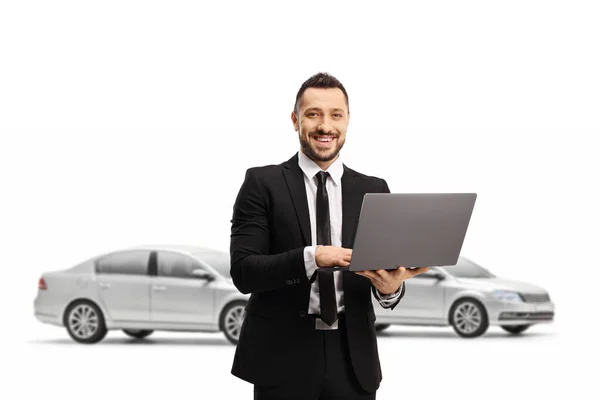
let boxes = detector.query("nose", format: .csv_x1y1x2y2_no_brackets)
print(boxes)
317,116,335,134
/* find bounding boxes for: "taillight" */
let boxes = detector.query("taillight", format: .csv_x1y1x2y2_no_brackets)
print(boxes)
38,277,47,290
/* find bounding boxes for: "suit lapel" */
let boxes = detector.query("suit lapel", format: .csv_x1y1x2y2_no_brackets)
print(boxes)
281,155,365,249
341,165,363,248
341,165,368,301
282,153,311,246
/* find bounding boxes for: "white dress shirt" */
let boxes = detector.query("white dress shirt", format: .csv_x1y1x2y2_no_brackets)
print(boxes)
298,151,402,319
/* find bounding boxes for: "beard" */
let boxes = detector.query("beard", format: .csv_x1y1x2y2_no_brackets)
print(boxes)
299,130,345,163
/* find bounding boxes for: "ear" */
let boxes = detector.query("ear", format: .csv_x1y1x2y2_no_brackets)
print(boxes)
291,111,299,132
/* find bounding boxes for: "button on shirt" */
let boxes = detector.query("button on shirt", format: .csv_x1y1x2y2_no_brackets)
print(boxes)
298,151,402,318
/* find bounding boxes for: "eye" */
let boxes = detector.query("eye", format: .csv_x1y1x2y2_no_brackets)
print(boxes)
332,113,343,118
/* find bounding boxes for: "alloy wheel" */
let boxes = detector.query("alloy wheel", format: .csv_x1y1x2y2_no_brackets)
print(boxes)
68,303,99,339
453,301,482,334
224,304,246,342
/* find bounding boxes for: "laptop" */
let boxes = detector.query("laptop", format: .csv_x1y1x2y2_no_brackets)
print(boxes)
328,193,477,271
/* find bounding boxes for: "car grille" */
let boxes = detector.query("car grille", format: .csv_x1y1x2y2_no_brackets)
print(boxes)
499,312,554,321
521,293,550,303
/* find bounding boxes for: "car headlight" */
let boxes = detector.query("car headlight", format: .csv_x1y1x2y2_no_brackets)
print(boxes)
491,290,524,302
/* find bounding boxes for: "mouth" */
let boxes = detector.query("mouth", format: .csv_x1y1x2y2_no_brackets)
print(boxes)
311,135,337,148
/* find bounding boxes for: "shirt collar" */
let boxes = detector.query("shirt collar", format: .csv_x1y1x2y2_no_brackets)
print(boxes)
297,150,343,186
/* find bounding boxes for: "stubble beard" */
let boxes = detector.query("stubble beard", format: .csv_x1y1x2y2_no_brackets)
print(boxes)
299,133,345,163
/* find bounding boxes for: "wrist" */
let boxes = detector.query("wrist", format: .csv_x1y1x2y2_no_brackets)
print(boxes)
380,281,403,296
315,245,326,267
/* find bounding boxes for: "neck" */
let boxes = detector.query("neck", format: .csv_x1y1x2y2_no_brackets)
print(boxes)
315,158,336,171
300,149,338,170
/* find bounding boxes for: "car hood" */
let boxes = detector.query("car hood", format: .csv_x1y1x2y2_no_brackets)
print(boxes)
454,277,547,294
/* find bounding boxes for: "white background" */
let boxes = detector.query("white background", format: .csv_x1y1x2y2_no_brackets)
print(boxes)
1,0,598,399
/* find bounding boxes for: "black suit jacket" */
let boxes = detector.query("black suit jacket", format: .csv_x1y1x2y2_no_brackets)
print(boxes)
229,152,405,393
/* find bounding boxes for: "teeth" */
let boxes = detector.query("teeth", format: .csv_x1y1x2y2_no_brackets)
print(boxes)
316,136,334,142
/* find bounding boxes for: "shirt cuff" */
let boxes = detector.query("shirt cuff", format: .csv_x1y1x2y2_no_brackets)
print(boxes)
304,246,319,280
375,282,403,306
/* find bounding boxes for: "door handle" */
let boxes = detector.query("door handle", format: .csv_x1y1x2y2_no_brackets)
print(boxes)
99,282,111,289
153,285,166,291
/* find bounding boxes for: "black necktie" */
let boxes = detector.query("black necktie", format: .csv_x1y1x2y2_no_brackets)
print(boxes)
316,171,337,326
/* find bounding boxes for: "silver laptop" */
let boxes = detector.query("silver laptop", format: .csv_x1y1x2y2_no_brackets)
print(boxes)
332,193,477,271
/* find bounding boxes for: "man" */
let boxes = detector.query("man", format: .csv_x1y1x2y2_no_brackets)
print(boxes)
229,72,428,399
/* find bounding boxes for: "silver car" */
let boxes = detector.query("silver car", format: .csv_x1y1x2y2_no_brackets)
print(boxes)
34,245,249,344
373,256,555,338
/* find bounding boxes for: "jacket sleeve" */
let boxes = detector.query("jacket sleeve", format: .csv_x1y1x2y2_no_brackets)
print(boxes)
229,168,309,294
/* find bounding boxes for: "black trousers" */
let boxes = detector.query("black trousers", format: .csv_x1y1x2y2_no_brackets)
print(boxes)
253,316,376,400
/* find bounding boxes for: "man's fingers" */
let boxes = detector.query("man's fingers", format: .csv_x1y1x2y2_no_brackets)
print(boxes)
354,271,369,279
360,265,430,280
375,269,388,278
361,270,375,279
410,266,429,276
338,252,351,265
355,270,377,280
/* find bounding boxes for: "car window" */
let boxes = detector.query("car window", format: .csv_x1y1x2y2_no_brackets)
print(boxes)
95,251,150,275
445,258,496,278
157,251,204,279
194,251,231,278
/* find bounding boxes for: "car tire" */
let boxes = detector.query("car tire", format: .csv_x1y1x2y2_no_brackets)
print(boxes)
219,300,247,345
123,329,154,339
375,324,391,332
501,324,531,335
64,300,108,344
449,298,489,338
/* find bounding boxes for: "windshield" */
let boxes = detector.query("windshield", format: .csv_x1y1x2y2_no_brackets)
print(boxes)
193,251,232,278
446,257,496,278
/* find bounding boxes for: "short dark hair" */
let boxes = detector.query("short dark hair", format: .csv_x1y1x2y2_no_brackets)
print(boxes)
294,72,349,115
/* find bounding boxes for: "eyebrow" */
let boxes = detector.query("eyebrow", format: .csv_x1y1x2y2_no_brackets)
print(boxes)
304,107,346,113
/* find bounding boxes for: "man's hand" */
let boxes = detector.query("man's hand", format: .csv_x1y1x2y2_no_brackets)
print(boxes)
315,246,353,268
355,266,429,295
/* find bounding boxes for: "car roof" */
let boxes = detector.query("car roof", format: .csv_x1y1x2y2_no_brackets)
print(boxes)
67,245,226,268
123,244,228,256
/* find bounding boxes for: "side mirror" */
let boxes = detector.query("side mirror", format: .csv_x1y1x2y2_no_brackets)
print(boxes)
429,270,445,280
191,269,214,280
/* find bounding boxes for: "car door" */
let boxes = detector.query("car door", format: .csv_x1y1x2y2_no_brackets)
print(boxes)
94,250,152,322
391,270,446,320
150,250,215,327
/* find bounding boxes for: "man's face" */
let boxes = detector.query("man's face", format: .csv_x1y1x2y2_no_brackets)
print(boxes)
292,87,349,164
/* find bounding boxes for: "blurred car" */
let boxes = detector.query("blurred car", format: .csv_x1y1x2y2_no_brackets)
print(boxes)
34,245,249,344
373,256,555,338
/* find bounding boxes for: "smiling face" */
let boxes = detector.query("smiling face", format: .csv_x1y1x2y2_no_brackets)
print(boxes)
291,87,349,169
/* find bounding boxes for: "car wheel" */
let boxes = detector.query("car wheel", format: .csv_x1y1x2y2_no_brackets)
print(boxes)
449,298,489,338
123,329,154,339
64,300,108,344
375,324,391,332
220,300,247,345
501,324,531,335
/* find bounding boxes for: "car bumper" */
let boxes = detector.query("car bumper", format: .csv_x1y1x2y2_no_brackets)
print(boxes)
34,295,64,327
486,300,555,325
34,311,63,326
